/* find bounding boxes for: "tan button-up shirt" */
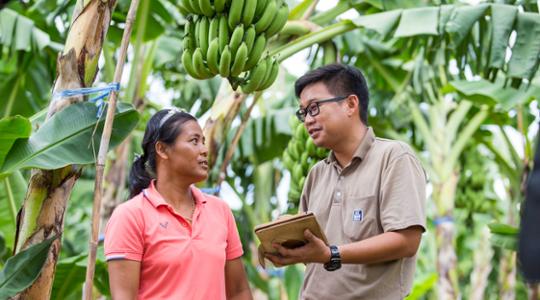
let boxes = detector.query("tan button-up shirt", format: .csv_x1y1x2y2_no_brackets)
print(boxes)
299,128,426,300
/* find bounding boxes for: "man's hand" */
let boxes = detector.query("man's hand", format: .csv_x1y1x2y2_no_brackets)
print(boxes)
264,229,330,267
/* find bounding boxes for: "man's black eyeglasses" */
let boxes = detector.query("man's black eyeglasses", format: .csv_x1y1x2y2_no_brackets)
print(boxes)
295,96,348,122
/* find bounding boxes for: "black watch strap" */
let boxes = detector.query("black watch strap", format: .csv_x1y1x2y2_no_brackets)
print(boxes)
323,245,341,271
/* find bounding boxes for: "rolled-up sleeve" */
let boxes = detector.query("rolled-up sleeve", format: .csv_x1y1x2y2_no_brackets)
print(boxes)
104,204,144,262
380,153,427,233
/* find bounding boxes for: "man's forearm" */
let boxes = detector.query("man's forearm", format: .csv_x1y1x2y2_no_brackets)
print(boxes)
339,227,422,265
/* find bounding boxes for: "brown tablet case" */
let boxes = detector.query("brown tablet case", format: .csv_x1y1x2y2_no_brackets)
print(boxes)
254,212,327,267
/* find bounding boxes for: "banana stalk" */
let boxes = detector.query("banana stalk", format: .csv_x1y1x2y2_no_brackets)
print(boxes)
469,227,493,300
13,1,117,298
408,97,489,300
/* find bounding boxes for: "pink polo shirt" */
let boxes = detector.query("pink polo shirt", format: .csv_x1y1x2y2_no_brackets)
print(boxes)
104,181,243,299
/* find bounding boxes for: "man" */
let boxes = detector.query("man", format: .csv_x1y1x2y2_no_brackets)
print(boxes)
265,64,426,299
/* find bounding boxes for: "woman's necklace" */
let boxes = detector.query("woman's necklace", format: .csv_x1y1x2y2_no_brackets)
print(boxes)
182,193,196,223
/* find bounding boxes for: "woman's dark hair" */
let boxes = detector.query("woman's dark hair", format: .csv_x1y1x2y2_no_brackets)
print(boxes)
294,63,370,125
128,109,197,198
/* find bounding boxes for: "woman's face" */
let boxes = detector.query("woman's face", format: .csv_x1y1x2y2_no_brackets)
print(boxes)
157,120,209,183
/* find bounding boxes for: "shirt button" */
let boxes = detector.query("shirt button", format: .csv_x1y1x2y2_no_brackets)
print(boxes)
336,191,341,197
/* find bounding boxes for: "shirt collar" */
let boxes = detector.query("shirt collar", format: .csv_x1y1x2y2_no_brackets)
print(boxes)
143,180,207,208
325,127,376,164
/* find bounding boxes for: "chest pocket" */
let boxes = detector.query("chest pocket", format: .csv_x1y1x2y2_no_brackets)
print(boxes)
342,195,380,241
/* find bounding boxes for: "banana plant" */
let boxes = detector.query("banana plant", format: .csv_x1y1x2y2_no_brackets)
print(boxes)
4,0,122,298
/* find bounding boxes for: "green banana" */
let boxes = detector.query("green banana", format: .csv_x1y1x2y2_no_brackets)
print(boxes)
288,140,299,160
257,58,279,90
254,0,277,33
207,38,220,74
190,0,203,15
316,146,327,158
322,41,337,64
230,43,248,77
219,45,232,77
282,151,294,171
218,15,230,53
292,164,303,182
182,49,203,79
241,0,257,26
214,0,227,13
192,48,214,79
300,152,310,173
294,120,305,139
183,36,196,52
255,57,273,90
254,0,268,17
198,0,214,17
228,0,244,29
240,60,267,93
243,25,256,54
180,0,195,14
264,3,289,38
178,3,191,16
228,24,244,57
208,17,220,43
306,138,317,157
194,18,201,47
298,176,306,191
197,17,209,58
243,35,266,71
280,20,311,36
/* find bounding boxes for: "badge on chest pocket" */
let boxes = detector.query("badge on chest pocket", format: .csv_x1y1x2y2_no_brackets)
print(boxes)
352,209,363,222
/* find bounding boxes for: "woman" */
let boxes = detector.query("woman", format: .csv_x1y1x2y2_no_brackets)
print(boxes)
104,108,252,299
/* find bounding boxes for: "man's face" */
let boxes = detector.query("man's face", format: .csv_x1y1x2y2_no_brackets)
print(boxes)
298,82,349,149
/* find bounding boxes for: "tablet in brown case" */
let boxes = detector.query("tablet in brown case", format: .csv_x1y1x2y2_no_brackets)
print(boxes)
254,212,328,255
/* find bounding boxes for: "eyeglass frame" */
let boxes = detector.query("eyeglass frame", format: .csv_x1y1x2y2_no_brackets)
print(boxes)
295,95,348,122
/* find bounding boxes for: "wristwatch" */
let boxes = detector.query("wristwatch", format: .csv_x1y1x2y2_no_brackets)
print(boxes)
323,245,341,271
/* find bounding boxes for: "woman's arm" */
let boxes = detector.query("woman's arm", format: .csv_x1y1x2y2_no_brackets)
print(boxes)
225,258,253,300
108,260,141,300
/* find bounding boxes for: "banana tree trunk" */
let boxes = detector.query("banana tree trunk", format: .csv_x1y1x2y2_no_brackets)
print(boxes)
499,250,516,300
499,196,518,300
432,172,460,300
13,0,116,298
469,227,493,300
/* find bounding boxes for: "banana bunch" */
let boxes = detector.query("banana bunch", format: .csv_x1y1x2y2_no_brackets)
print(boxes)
282,116,328,205
180,0,288,91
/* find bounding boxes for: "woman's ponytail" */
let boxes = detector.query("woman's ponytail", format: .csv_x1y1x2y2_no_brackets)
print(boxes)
128,154,153,198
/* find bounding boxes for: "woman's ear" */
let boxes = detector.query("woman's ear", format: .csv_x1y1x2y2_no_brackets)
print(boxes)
155,141,169,160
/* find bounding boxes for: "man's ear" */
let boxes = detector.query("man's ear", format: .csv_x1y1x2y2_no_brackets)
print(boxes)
155,141,169,160
346,94,359,117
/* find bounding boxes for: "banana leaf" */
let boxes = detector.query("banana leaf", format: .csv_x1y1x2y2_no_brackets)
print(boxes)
0,102,140,176
0,171,26,250
0,236,57,299
0,115,31,167
507,12,540,80
352,9,402,37
488,4,517,69
0,9,62,53
449,79,540,111
394,7,439,37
